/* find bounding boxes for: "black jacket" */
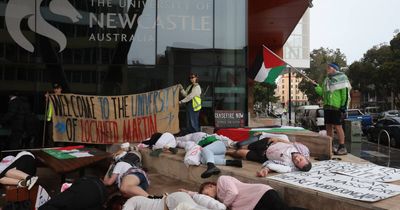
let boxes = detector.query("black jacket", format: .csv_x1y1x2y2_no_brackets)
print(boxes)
0,96,31,131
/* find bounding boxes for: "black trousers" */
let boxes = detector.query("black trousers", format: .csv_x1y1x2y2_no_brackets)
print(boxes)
254,190,308,210
39,177,108,210
0,155,36,178
245,139,270,163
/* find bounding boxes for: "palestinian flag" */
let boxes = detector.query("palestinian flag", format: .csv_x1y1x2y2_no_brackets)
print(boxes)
251,46,287,84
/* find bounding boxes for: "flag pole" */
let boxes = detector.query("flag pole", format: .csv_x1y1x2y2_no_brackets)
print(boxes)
262,45,317,85
42,96,49,148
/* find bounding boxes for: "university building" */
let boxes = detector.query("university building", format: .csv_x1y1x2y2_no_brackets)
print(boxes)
0,0,310,134
275,9,310,109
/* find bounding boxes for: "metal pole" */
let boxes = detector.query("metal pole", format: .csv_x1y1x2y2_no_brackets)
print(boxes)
288,68,292,125
42,96,49,148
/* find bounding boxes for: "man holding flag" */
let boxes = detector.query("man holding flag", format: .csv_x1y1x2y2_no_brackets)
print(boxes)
314,63,351,155
250,46,351,156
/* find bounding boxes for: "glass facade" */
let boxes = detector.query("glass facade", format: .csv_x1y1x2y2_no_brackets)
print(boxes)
0,0,247,131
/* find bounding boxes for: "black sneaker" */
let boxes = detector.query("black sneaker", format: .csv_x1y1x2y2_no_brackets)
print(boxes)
201,165,221,178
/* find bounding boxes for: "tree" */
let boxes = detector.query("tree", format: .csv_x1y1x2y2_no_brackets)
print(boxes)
346,32,400,109
347,44,393,108
388,32,400,108
253,82,279,112
298,47,347,104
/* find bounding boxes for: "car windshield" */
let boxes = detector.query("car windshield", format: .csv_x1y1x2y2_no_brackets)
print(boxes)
347,110,362,116
365,107,380,113
393,117,400,124
388,111,400,116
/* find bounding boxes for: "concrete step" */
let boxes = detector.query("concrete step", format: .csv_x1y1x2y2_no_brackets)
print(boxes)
141,147,400,210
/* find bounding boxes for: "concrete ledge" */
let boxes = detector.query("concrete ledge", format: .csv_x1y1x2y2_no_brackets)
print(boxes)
285,132,333,159
141,148,400,210
4,185,38,210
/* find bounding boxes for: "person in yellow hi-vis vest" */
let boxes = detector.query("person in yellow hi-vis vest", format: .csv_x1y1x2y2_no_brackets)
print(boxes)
179,73,202,134
45,82,62,147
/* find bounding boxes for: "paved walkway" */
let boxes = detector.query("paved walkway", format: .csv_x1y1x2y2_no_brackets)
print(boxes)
348,138,400,168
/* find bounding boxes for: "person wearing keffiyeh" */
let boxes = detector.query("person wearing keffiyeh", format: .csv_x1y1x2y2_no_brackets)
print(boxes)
314,62,351,155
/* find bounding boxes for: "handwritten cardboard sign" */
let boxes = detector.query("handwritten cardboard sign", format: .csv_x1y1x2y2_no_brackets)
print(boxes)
268,160,400,202
311,160,400,183
49,85,180,144
268,171,400,202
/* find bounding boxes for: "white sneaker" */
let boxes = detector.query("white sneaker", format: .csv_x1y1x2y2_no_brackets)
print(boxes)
334,147,348,156
27,176,38,190
17,180,27,188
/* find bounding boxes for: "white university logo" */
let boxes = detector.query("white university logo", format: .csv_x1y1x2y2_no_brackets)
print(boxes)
5,0,82,52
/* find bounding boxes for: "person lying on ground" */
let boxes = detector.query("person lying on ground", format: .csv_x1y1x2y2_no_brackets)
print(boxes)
122,191,226,210
226,133,312,176
0,151,38,190
141,132,178,156
39,176,107,210
103,145,150,198
176,132,242,178
190,175,308,210
176,132,235,149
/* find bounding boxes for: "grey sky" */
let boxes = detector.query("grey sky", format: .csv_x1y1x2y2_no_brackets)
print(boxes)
310,0,400,65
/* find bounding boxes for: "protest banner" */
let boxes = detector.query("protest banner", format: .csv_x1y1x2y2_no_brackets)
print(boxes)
48,85,180,144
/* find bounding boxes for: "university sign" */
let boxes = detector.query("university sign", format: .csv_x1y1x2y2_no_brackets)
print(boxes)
5,0,212,52
5,0,82,52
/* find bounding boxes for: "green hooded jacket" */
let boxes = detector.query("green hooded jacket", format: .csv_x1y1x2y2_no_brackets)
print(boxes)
315,72,351,110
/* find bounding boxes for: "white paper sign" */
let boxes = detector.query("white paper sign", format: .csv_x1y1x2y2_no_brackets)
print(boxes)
268,170,400,202
35,185,51,209
312,160,400,182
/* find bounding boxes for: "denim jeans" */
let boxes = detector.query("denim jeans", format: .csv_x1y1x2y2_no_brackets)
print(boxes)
201,141,226,165
186,103,200,133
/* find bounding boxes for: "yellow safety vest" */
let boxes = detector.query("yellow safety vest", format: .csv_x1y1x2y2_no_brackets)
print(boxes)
192,96,202,111
47,102,53,121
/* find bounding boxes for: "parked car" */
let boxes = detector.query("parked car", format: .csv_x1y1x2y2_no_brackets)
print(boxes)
366,117,400,148
302,108,325,131
364,106,381,122
295,105,320,127
346,109,373,133
379,110,400,119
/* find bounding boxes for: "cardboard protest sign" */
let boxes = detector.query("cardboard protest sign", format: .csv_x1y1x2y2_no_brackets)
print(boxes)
311,160,400,183
49,85,180,144
268,170,400,202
